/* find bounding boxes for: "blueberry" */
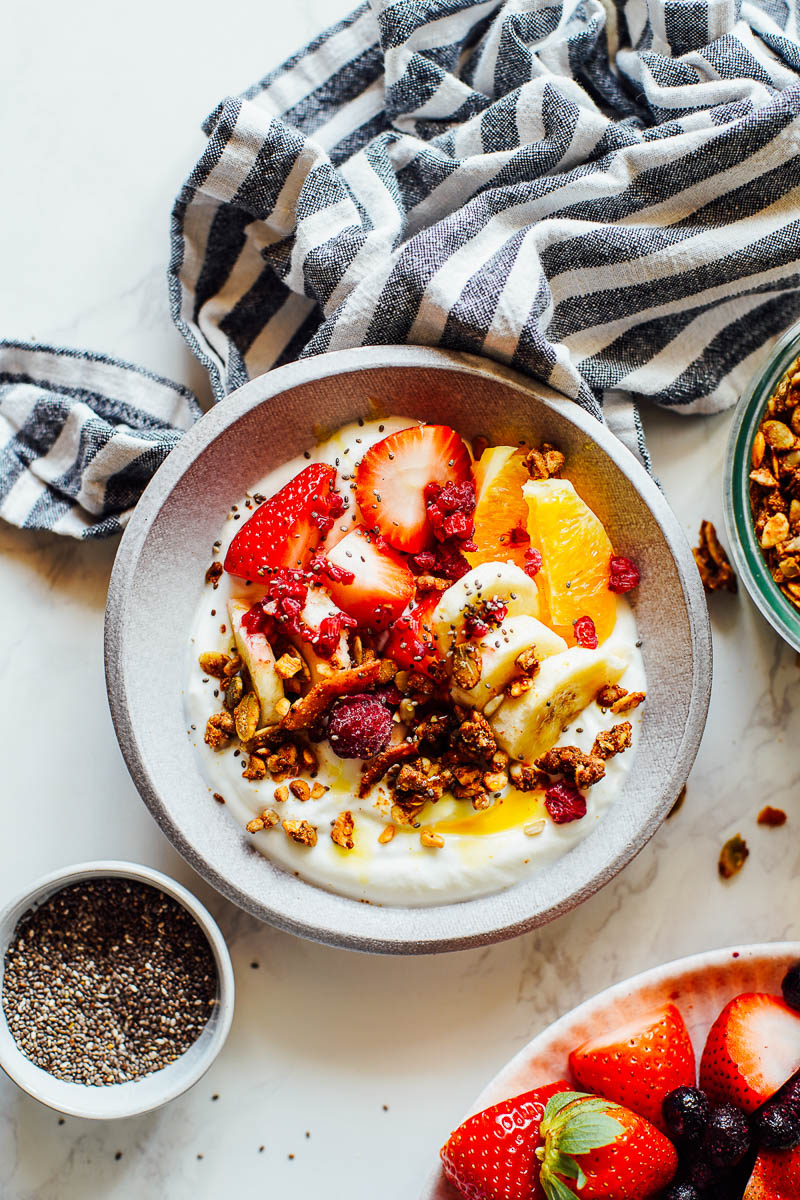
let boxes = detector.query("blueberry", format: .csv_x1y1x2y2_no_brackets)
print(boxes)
756,1100,800,1150
704,1104,752,1169
663,1087,711,1144
684,1158,715,1191
663,1184,700,1200
782,961,800,1011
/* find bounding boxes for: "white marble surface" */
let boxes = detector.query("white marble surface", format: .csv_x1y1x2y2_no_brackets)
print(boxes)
3,2,800,1198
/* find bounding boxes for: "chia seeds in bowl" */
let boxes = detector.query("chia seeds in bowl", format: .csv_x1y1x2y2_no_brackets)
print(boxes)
3,877,217,1085
0,862,234,1118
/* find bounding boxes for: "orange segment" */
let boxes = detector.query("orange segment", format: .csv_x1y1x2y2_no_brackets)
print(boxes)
523,478,617,645
466,447,530,569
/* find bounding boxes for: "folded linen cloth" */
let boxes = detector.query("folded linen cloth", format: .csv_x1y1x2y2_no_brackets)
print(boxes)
4,0,800,536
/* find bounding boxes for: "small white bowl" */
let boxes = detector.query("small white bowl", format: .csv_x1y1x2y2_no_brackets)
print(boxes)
0,860,234,1119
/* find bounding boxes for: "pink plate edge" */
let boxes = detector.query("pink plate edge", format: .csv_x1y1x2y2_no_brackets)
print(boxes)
420,942,800,1200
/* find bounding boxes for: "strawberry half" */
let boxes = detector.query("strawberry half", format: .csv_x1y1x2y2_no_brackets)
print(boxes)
745,1146,800,1199
440,1081,572,1200
383,591,442,676
700,993,800,1114
355,424,472,554
224,463,342,580
537,1091,678,1200
569,1003,696,1131
325,525,414,632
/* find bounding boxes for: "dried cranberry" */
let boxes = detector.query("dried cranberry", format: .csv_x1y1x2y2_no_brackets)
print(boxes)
425,480,476,544
524,548,542,578
545,781,587,824
410,540,470,581
573,615,598,648
609,555,640,593
509,525,530,545
327,694,393,759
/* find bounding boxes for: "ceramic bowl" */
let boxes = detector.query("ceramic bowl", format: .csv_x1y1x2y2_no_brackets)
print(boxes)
105,345,711,954
724,320,800,652
421,941,800,1199
0,861,234,1118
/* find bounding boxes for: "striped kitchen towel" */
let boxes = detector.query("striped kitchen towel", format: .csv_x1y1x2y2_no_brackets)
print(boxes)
5,0,800,536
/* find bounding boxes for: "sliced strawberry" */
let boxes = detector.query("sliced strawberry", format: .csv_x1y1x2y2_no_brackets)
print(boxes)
745,1146,800,1199
224,463,342,580
700,994,800,1113
325,525,414,632
384,591,441,676
440,1081,572,1200
569,1003,695,1131
539,1093,678,1200
355,424,472,554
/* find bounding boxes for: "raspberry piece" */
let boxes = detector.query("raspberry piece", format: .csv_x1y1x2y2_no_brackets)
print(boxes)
425,480,476,544
524,548,542,578
313,490,346,537
410,540,470,581
309,555,355,585
327,694,393,759
545,781,587,824
315,612,357,658
573,615,598,648
609,555,640,593
464,597,508,639
374,683,403,709
509,525,530,545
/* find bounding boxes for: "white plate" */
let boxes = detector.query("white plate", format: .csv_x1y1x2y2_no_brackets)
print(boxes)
421,942,800,1198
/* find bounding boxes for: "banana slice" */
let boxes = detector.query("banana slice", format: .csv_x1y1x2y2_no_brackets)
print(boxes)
292,587,352,683
490,646,628,762
451,616,567,709
432,562,540,654
228,598,286,725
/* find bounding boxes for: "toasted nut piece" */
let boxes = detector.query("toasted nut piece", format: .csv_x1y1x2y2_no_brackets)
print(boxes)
310,782,327,800
472,792,491,811
482,770,508,793
198,651,230,678
524,819,546,837
792,409,800,436
416,574,449,592
351,634,363,666
283,819,317,847
331,810,355,850
592,722,632,759
223,654,243,677
509,762,547,791
751,430,766,467
694,520,737,593
750,467,778,488
234,692,261,742
246,817,265,833
761,513,790,548
505,675,534,698
275,697,292,718
378,824,396,844
275,651,303,679
289,780,311,802
515,647,540,676
204,711,235,750
274,785,289,803
610,690,645,714
762,420,795,450
719,833,749,879
242,755,267,781
780,557,800,579
484,694,504,717
420,830,445,849
597,683,627,708
205,561,223,588
758,805,787,827
315,661,335,678
395,670,410,693
491,749,509,771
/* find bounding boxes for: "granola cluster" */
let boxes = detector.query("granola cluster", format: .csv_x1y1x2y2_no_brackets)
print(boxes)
749,356,800,609
693,520,737,594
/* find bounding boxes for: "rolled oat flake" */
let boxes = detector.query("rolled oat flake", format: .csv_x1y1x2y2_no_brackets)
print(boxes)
2,878,217,1085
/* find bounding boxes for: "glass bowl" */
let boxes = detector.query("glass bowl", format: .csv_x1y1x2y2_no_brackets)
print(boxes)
724,320,800,653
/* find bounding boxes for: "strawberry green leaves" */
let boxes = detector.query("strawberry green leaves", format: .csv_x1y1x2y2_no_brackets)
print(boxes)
538,1093,624,1200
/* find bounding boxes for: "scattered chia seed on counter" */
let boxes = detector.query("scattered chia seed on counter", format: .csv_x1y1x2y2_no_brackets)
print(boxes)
2,878,217,1085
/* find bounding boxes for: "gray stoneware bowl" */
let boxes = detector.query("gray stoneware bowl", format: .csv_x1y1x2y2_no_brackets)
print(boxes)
105,346,711,954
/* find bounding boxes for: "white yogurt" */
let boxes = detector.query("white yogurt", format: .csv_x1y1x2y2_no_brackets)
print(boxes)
184,420,646,906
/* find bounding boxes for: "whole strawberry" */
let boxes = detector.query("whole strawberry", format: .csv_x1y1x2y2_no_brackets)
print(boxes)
537,1092,678,1199
744,1144,800,1198
440,1081,572,1200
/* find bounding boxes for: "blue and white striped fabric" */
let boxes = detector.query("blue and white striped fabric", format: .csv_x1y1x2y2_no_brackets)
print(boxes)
6,0,800,536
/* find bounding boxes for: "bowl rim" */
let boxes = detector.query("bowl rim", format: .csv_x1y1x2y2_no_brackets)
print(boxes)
420,940,800,1198
0,860,235,1119
105,345,712,953
724,319,800,652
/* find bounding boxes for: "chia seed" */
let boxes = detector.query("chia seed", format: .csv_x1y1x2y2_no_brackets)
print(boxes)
2,878,217,1086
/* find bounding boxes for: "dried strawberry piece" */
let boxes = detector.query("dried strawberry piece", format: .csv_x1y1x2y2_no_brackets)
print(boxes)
425,480,476,544
573,615,598,648
524,547,542,578
509,525,530,545
410,540,471,581
314,491,346,537
545,781,587,824
315,611,357,658
309,555,355,585
609,555,640,594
